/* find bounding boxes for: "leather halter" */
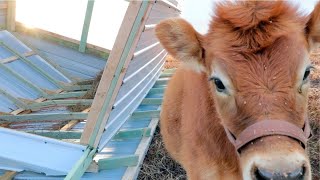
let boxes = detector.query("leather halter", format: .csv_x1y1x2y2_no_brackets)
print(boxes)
224,119,312,152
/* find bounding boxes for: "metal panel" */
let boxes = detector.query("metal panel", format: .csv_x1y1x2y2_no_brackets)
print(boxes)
0,31,31,54
15,33,106,79
115,51,166,106
27,55,71,83
125,43,163,78
0,127,86,176
39,51,100,79
145,1,180,25
5,60,59,90
0,67,39,99
135,29,159,52
0,94,17,113
99,59,165,151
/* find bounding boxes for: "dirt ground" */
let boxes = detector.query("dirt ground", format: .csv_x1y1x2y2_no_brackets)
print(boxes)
138,51,320,179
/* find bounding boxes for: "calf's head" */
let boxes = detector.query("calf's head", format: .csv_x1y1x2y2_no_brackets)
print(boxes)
156,1,319,180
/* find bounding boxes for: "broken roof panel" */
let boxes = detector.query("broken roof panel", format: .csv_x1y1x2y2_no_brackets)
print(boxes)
15,32,107,80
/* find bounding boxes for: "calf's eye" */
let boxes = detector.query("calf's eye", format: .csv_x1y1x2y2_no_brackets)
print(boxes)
209,77,226,92
303,68,310,81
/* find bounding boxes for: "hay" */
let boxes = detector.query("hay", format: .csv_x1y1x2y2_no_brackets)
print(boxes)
137,127,187,180
67,71,103,112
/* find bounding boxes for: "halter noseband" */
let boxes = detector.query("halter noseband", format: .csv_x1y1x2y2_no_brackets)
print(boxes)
224,119,312,152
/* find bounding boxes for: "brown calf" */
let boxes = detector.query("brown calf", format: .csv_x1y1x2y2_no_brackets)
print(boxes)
156,1,320,180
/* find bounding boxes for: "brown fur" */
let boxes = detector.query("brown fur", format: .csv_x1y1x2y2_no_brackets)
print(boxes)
157,1,320,179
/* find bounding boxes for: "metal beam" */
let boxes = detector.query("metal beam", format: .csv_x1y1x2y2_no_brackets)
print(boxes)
131,110,160,119
28,99,93,110
79,0,95,53
63,84,92,91
148,87,165,95
141,98,162,105
65,147,96,180
154,78,169,86
98,155,139,170
160,72,174,78
113,128,151,140
46,91,87,100
0,112,88,122
28,130,82,139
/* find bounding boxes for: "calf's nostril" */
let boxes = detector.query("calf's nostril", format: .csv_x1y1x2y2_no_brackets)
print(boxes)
287,166,304,179
255,168,273,180
254,166,305,180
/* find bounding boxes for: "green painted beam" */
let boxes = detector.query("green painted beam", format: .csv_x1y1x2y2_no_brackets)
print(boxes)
27,130,82,139
0,62,47,97
0,42,64,89
65,146,96,180
0,112,88,122
113,128,151,140
46,91,88,100
63,84,92,91
85,1,151,148
0,89,28,109
163,68,176,74
155,78,169,86
160,72,174,78
141,98,162,105
79,0,95,52
28,99,93,110
131,110,160,119
98,155,139,170
148,87,165,95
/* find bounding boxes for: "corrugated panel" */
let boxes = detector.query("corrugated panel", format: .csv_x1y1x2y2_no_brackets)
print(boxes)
0,67,39,99
5,60,59,90
116,50,166,105
125,43,163,78
0,94,17,113
145,1,180,24
15,33,106,80
99,55,165,150
27,55,71,83
0,31,31,54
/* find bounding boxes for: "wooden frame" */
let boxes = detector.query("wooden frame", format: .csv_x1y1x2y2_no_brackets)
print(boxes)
79,0,95,53
6,0,16,31
80,0,153,148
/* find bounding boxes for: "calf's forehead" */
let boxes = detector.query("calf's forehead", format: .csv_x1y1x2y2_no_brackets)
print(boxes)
207,34,309,88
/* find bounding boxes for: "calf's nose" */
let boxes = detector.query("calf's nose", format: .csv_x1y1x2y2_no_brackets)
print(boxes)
254,166,305,180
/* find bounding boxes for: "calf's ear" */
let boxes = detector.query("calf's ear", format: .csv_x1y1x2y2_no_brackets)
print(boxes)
306,2,320,50
155,18,205,72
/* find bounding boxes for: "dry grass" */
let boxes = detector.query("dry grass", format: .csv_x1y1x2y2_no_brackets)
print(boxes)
138,127,187,180
139,51,320,179
67,71,103,112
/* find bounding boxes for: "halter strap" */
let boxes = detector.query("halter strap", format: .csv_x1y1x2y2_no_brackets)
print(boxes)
224,119,312,152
